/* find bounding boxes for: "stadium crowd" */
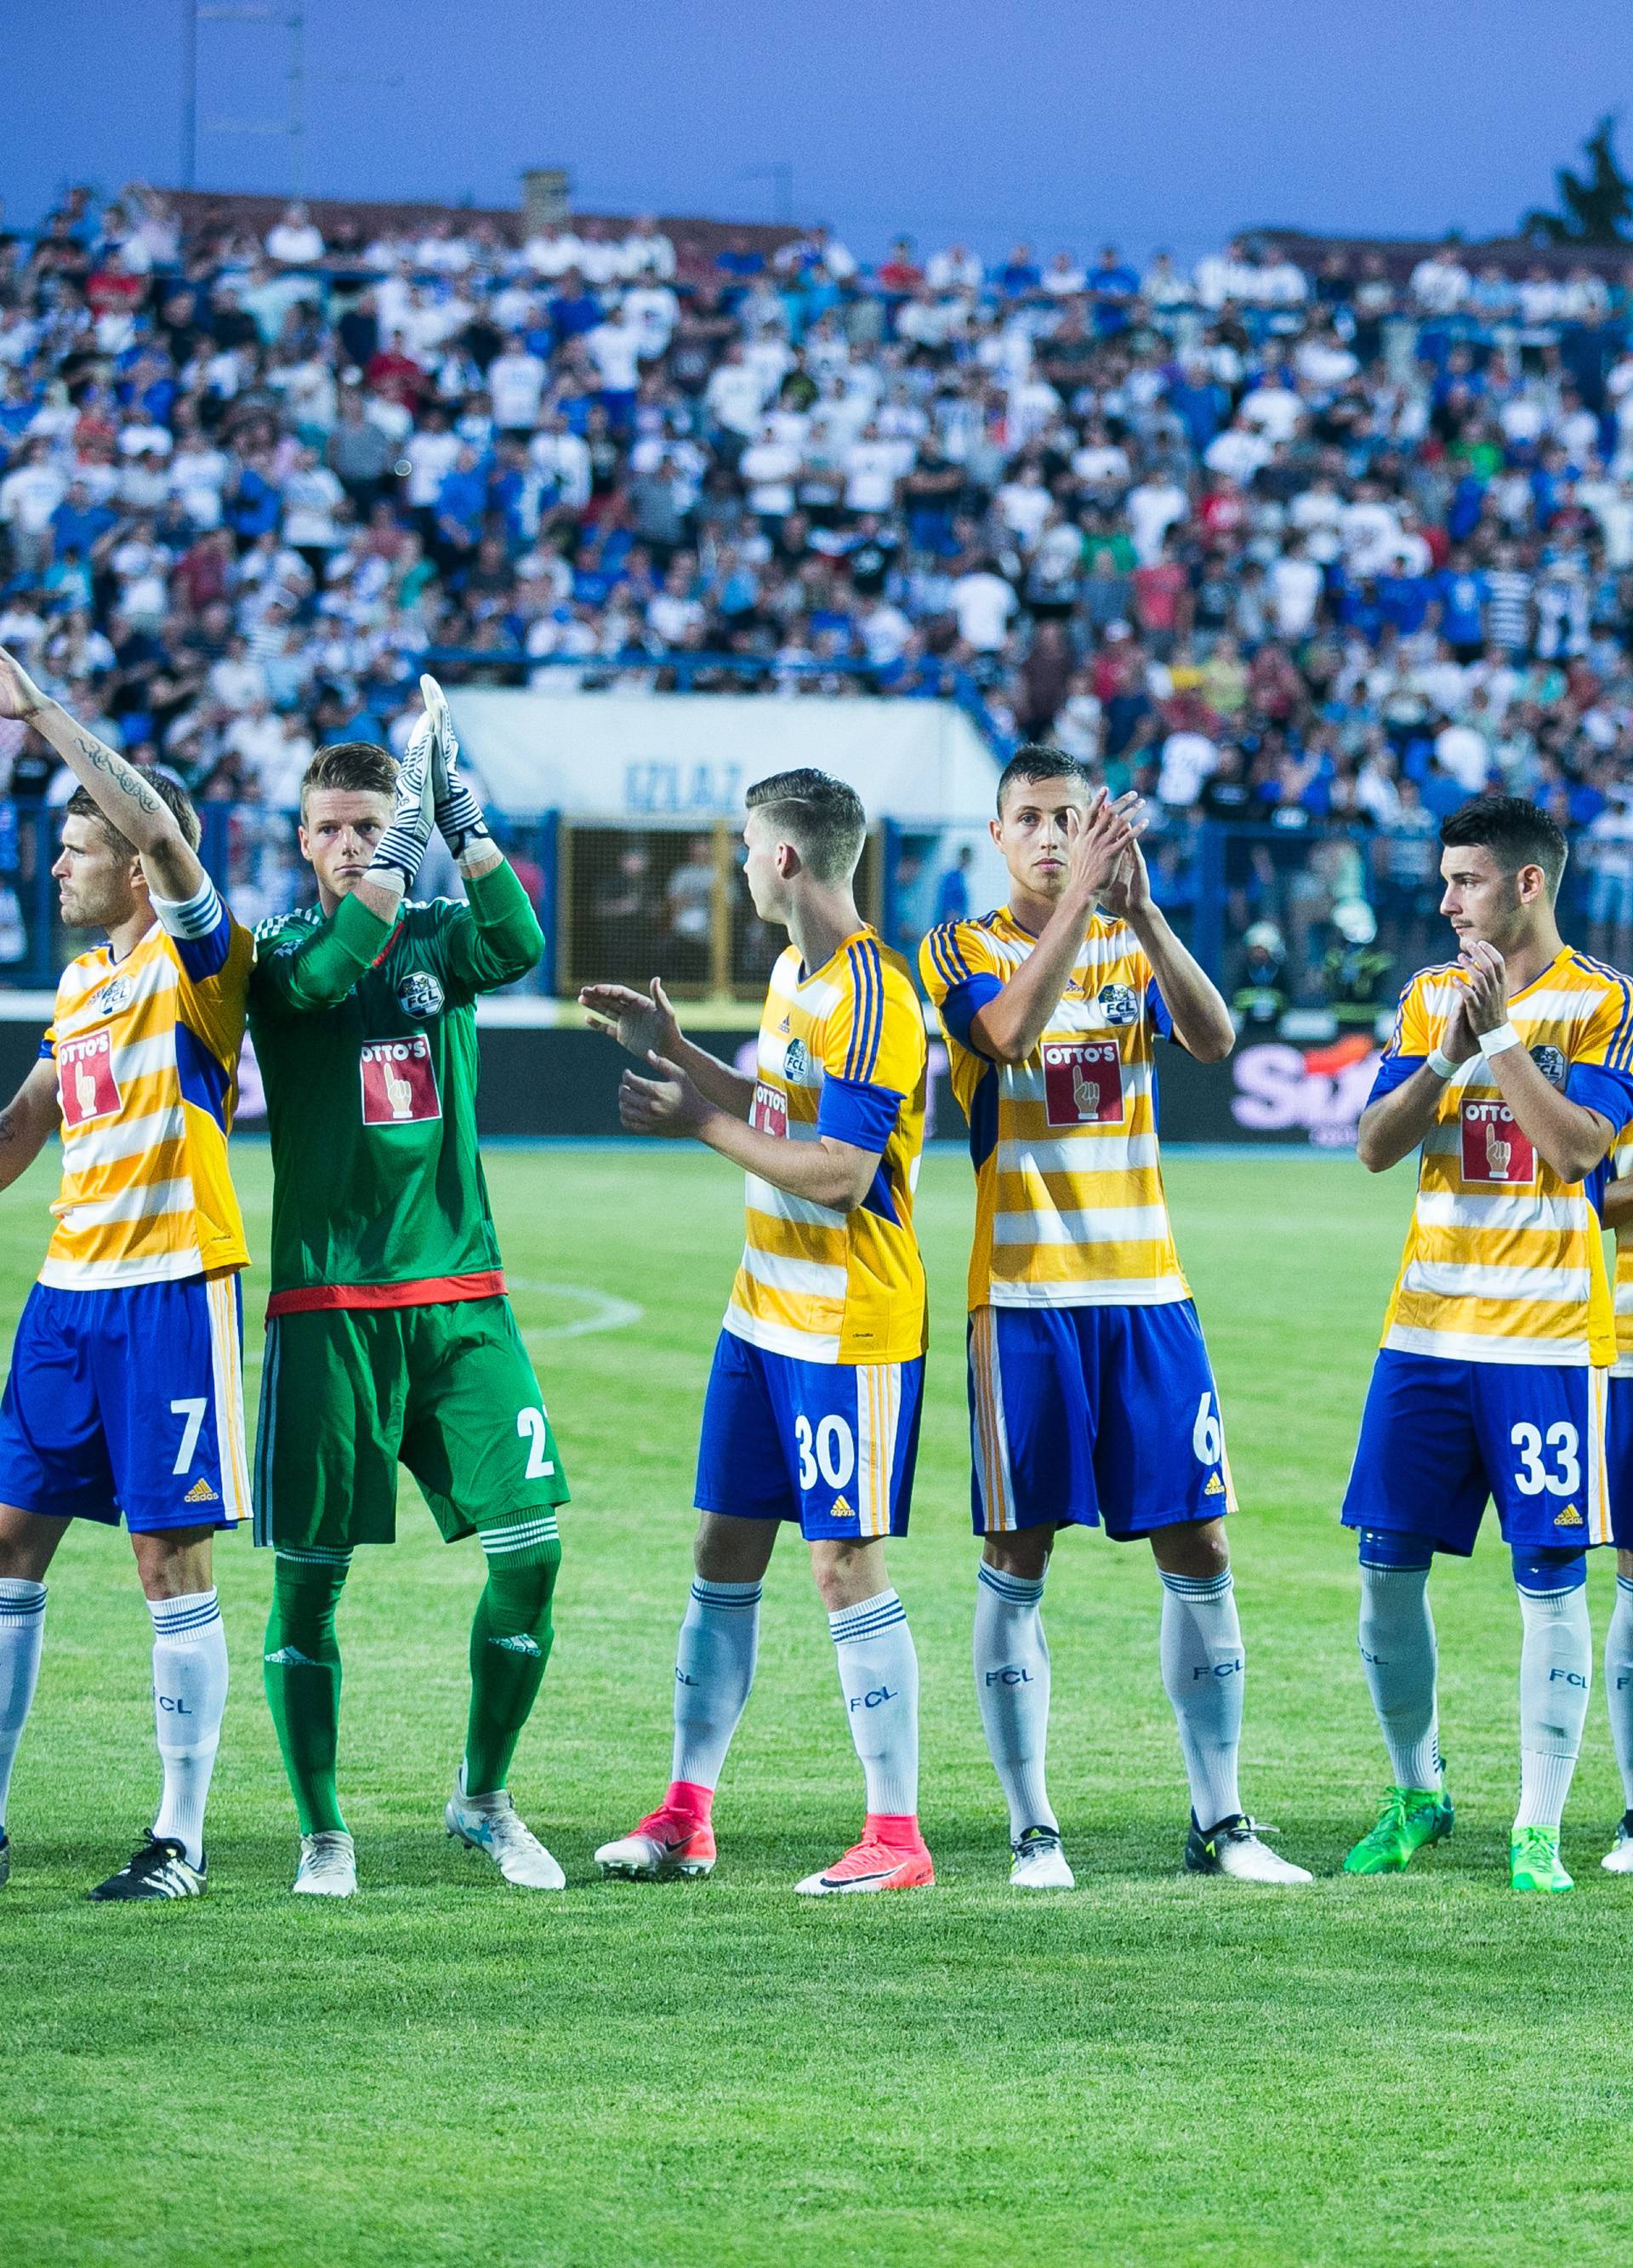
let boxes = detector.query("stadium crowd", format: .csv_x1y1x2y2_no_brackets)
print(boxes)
5,180,1633,978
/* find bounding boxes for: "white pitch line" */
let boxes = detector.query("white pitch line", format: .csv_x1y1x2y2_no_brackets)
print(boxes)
510,1279,646,1340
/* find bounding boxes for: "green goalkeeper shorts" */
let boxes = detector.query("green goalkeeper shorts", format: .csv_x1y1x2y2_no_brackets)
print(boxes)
252,1296,570,1551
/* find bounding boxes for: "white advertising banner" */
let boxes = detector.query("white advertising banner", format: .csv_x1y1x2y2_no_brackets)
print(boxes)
446,691,1002,822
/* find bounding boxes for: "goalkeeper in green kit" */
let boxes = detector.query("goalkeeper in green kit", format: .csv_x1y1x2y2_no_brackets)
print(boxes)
251,677,569,1898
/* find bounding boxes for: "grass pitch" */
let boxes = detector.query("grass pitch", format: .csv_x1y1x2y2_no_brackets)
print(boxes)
4,1144,1633,2267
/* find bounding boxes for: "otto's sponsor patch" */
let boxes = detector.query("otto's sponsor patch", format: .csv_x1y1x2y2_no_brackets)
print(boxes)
360,1035,441,1125
1459,1098,1534,1186
750,1080,788,1138
59,1030,122,1127
1043,1040,1124,1126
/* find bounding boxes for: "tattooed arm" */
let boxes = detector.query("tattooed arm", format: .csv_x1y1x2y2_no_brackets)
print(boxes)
0,1059,62,1193
0,644,207,903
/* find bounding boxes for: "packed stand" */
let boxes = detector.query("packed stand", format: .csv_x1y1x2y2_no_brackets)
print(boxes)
3,184,1633,994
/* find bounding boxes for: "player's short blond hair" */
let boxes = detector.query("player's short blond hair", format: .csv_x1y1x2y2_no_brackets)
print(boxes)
299,740,397,818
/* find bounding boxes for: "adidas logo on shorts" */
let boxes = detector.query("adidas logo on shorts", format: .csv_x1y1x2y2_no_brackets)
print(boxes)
1204,1472,1226,1496
1554,1503,1585,1527
183,1478,219,1505
828,1492,856,1520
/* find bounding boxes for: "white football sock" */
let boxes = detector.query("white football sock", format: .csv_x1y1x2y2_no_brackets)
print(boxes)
149,1589,229,1869
829,1588,919,1821
973,1562,1056,1839
1158,1568,1243,1829
1357,1562,1441,1791
1514,1577,1591,1832
1606,1575,1633,1810
0,1579,47,1831
669,1577,761,1792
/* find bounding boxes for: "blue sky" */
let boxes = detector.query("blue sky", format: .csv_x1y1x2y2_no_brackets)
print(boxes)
6,0,1631,263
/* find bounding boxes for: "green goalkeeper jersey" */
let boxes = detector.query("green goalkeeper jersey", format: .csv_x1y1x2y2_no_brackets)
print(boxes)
249,862,543,1315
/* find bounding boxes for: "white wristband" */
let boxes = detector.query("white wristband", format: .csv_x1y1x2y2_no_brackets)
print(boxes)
1426,1046,1464,1080
1477,1022,1523,1059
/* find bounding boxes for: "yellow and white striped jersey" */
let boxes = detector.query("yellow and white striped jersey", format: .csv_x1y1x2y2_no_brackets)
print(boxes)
725,928,927,1365
1371,949,1633,1367
920,904,1191,1312
41,890,253,1290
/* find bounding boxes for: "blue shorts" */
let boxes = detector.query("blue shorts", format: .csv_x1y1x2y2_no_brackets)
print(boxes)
694,1329,923,1541
0,1276,251,1533
967,1300,1235,1538
1341,1350,1612,1555
1608,1375,1633,1551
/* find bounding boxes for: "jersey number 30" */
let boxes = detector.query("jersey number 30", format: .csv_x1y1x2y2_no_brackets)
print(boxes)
1511,1421,1580,1497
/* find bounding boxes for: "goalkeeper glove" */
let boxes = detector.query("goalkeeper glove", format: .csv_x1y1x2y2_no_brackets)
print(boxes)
420,672,492,859
366,708,437,889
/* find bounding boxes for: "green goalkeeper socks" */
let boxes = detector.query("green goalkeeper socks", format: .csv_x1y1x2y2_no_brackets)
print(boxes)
464,1536,560,1798
264,1552,350,1837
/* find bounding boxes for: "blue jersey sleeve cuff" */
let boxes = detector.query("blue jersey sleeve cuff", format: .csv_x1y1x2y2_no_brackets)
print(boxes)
1145,977,1175,1042
940,972,1004,1052
1568,1061,1633,1133
1366,1051,1424,1105
816,1072,903,1153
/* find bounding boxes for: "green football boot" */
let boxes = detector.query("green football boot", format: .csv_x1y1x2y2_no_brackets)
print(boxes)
1342,1784,1454,1874
1510,1826,1573,1894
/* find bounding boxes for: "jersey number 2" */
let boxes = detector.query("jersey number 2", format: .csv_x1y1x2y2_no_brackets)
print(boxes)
516,1407,556,1480
1511,1421,1580,1497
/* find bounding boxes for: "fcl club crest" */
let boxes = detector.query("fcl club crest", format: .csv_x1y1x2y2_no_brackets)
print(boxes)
396,968,445,1019
1096,982,1139,1027
96,975,135,1014
783,1037,811,1084
1529,1044,1567,1089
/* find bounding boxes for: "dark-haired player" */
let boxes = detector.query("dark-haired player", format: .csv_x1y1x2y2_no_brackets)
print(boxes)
586,768,933,1896
0,645,253,1900
1344,795,1633,1893
921,746,1311,1887
252,680,569,1897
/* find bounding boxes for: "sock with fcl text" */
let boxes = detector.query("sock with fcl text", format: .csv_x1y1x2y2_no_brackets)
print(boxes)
0,1579,47,1835
973,1562,1057,1840
149,1588,229,1870
1514,1573,1591,1833
829,1587,922,1848
664,1576,763,1821
1606,1575,1633,1810
1357,1559,1442,1793
1158,1568,1243,1831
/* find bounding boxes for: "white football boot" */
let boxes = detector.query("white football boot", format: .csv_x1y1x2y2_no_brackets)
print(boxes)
1010,1826,1075,1889
1602,1813,1633,1873
446,1767,566,1889
293,1830,357,1898
1185,1813,1312,1884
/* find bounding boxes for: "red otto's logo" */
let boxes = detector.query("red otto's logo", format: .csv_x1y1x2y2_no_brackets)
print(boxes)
58,1030,122,1127
1460,1098,1535,1186
750,1080,788,1138
1043,1040,1124,1127
359,1036,441,1125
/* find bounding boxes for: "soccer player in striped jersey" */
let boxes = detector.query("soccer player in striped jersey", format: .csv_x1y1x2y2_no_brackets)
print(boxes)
0,645,251,1900
1344,796,1633,1894
922,747,1311,1889
585,770,934,1895
1584,1129,1633,1872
